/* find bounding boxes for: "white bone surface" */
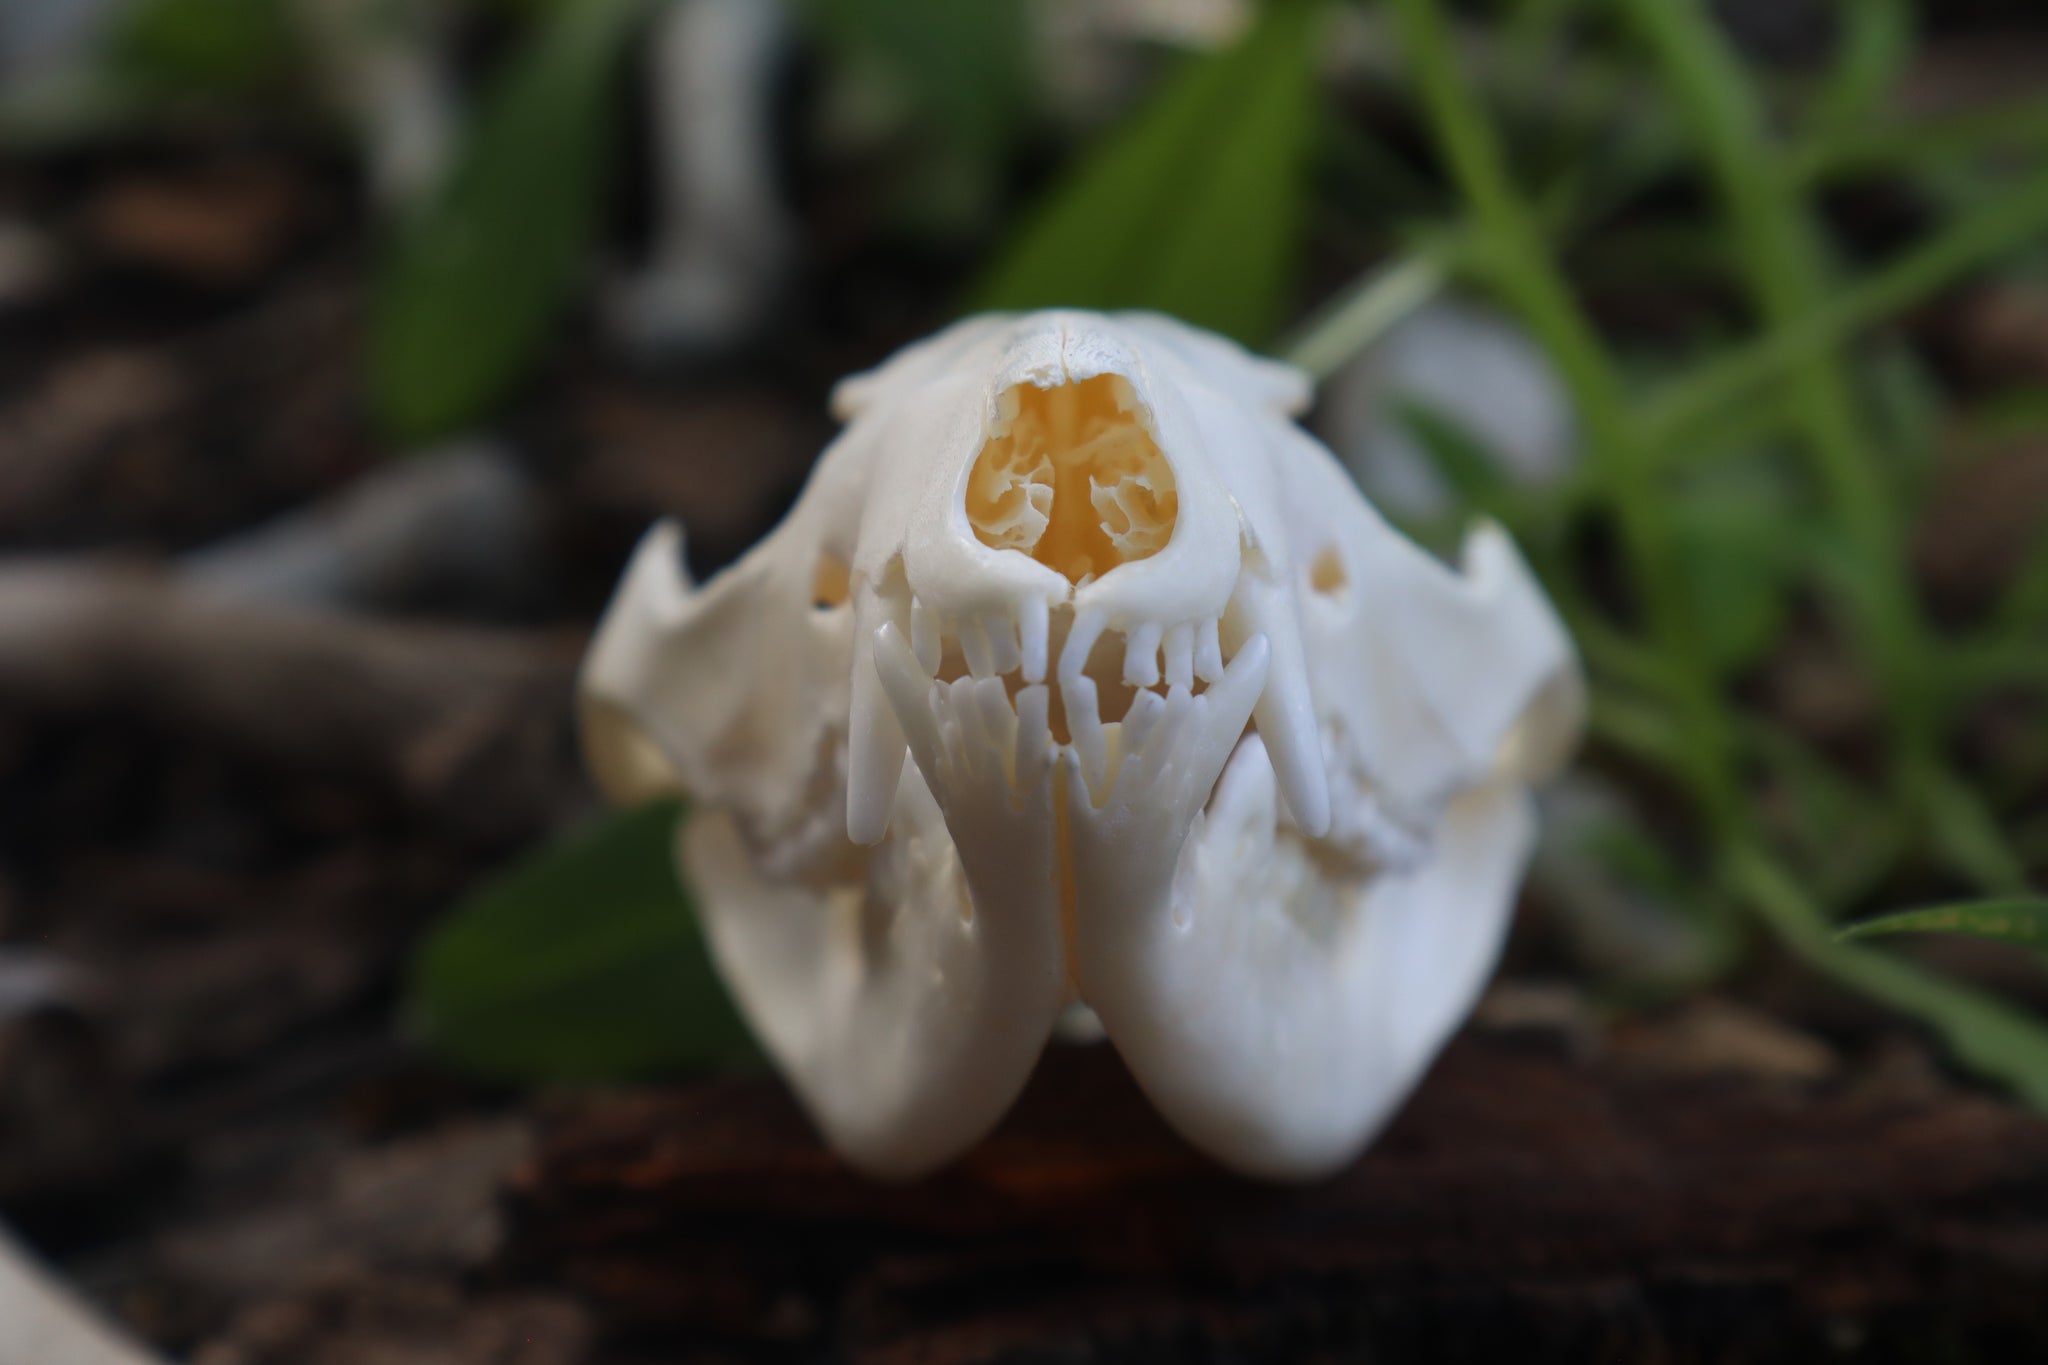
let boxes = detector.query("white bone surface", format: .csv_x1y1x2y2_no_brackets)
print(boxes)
581,311,1582,1179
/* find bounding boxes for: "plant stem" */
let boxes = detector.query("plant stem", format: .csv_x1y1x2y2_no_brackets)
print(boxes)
1388,0,1737,827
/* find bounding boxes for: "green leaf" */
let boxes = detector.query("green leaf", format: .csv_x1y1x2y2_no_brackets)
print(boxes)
970,0,1321,345
1840,899,2048,949
405,800,760,1081
112,0,296,96
367,0,644,440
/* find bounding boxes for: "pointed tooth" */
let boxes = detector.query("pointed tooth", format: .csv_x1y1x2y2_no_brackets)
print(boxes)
1182,635,1268,808
1019,596,1050,683
947,676,989,778
1015,684,1052,793
960,618,995,678
1226,588,1329,836
873,622,947,789
910,598,941,675
1194,618,1225,683
1136,685,1194,789
847,627,907,845
1163,623,1194,692
1123,621,1163,688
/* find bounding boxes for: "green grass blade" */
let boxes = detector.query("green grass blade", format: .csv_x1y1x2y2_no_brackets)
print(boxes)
368,0,645,440
1730,848,2048,1108
1840,900,2048,948
969,0,1320,345
404,800,759,1082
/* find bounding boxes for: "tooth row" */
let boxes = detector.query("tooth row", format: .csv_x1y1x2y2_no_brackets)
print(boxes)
1116,616,1228,691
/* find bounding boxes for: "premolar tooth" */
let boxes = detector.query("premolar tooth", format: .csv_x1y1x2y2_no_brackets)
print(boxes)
961,618,996,678
1019,596,1049,683
910,598,941,674
1194,618,1225,683
847,624,908,845
1124,621,1163,688
1163,623,1195,691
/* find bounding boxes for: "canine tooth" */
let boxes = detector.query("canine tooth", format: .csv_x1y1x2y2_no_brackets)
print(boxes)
873,622,947,791
910,598,941,674
1227,587,1330,836
1019,596,1050,683
986,614,1022,675
1184,635,1268,808
847,628,907,844
1163,623,1195,692
961,618,996,678
1194,618,1225,683
1124,621,1163,688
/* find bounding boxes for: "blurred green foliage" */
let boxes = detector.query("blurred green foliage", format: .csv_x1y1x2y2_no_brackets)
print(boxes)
368,0,645,441
971,0,1318,344
1842,900,2048,949
407,798,759,1080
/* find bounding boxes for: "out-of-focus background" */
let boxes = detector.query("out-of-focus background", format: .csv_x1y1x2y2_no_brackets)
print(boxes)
2,0,2048,1360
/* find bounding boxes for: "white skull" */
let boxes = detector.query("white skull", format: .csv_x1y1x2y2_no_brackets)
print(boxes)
579,311,1583,1180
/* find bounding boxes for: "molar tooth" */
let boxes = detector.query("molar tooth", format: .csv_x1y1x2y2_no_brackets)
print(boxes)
909,598,941,675
985,613,1022,675
960,618,996,679
1019,596,1049,683
1163,623,1195,692
1194,618,1225,683
847,624,908,844
1123,621,1163,688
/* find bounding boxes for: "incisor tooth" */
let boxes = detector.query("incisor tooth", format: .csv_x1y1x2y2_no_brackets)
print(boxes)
1124,621,1163,688
961,619,996,678
986,614,1022,675
1060,608,1107,685
1019,596,1050,683
1163,623,1195,691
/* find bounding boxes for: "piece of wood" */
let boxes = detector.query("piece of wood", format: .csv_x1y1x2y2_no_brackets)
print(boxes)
506,1037,2048,1363
0,561,580,836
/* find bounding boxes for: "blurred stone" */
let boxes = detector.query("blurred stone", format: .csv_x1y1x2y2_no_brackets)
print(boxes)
1318,298,1575,520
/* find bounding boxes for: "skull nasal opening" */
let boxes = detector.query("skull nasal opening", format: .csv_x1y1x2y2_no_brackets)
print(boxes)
965,374,1179,588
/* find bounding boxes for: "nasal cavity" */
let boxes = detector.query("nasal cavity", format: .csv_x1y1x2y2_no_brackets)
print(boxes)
965,374,1178,588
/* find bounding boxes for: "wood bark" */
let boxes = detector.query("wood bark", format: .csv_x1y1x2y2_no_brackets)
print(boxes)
507,1037,2048,1363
